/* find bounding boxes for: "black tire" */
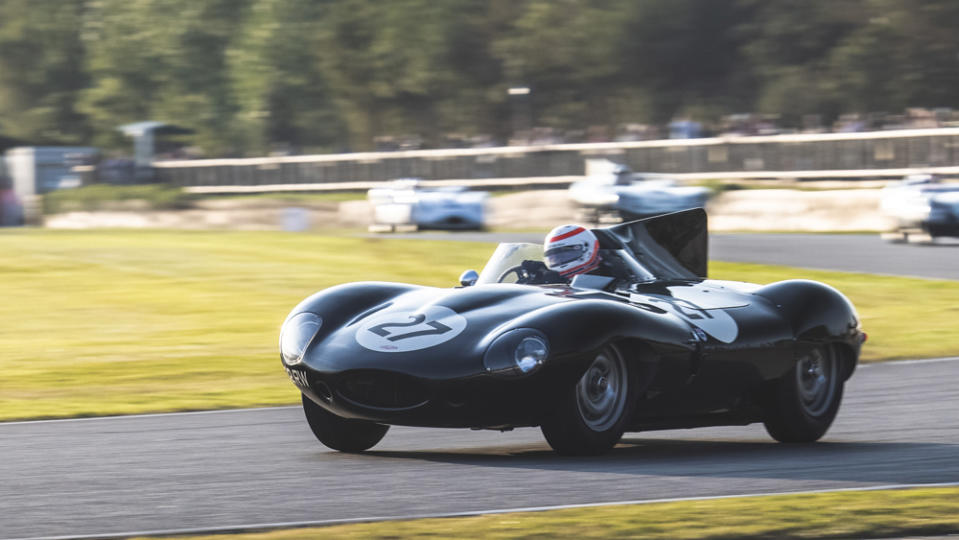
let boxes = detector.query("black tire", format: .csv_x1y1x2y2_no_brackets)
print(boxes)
301,394,389,452
541,343,637,456
763,344,844,443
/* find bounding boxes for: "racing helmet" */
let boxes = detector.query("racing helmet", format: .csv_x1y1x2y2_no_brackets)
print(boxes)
544,224,600,278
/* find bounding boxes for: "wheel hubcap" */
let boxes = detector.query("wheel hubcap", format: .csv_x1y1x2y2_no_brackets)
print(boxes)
576,346,628,432
796,347,837,417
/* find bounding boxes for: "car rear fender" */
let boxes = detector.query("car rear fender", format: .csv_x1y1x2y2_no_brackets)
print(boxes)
754,279,862,379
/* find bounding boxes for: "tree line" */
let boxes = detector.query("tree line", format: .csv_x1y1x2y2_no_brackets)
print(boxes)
1,0,958,157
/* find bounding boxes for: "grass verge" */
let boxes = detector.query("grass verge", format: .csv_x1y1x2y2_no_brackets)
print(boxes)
148,486,959,539
41,184,371,214
0,229,493,421
196,191,368,204
1,229,956,421
42,184,196,213
710,261,959,362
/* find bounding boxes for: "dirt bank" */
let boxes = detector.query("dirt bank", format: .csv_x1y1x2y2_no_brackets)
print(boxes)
707,189,893,232
42,188,893,232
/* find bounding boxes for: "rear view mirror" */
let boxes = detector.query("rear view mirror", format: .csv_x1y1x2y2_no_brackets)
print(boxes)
459,269,479,287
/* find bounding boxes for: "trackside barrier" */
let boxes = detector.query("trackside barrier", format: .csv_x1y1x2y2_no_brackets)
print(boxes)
180,167,959,195
155,128,959,189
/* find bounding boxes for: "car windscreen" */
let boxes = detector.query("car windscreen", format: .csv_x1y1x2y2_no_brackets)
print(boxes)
476,243,545,285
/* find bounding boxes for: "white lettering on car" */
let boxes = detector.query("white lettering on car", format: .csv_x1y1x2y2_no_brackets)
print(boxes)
285,367,310,389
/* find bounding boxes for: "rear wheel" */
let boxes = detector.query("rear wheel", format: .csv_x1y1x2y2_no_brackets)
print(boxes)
541,343,636,455
301,394,389,452
763,344,844,443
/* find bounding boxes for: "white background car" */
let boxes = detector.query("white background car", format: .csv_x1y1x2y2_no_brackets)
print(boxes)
367,179,488,231
569,160,710,223
880,174,959,241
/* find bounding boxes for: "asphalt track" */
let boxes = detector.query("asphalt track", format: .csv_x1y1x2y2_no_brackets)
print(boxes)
382,232,959,280
3,357,959,539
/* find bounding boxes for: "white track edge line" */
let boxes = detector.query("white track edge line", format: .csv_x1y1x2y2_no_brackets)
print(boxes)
10,481,959,540
858,356,959,368
0,405,301,426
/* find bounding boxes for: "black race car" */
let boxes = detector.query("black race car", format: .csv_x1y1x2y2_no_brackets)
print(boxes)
280,209,864,455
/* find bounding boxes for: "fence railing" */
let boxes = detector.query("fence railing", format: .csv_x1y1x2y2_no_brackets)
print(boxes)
153,128,959,188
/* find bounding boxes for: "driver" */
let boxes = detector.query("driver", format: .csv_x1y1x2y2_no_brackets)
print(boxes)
543,224,601,279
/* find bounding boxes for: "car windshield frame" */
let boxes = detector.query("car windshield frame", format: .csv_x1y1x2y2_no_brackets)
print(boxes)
476,243,545,285
476,242,658,285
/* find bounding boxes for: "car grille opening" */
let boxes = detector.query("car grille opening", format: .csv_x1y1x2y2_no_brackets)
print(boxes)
312,379,333,403
337,371,429,410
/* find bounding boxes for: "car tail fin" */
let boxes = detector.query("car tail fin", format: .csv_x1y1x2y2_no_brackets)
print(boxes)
596,208,708,279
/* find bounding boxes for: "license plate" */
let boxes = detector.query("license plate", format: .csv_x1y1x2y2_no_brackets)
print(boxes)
285,367,310,389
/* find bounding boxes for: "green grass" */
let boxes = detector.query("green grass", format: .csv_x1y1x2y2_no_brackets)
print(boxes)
1,229,957,421
42,184,369,215
0,229,493,421
197,191,367,204
710,261,959,362
42,184,196,213
145,486,959,539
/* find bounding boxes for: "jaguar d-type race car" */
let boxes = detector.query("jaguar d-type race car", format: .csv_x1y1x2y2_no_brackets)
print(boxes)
569,159,711,223
880,174,959,241
280,208,864,455
367,178,488,231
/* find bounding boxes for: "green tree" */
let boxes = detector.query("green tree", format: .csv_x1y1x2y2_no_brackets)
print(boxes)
81,0,249,155
0,0,88,144
741,0,862,126
2,0,959,156
229,0,344,155
868,0,959,109
317,0,507,150
490,0,626,134
617,0,753,126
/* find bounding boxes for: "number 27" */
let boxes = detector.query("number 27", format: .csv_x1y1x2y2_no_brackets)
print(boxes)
368,314,451,342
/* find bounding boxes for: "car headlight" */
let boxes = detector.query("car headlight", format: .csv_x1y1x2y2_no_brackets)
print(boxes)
484,329,549,376
279,312,322,366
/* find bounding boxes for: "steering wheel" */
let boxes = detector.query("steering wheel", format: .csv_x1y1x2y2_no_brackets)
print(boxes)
496,265,528,283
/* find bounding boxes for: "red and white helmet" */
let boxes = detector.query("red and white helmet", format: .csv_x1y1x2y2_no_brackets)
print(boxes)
544,224,600,278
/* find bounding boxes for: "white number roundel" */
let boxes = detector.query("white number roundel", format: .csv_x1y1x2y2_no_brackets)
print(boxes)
356,305,467,352
649,296,739,343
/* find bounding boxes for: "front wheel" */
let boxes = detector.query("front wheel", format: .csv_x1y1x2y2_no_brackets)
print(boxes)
541,343,636,455
302,394,389,452
763,344,844,443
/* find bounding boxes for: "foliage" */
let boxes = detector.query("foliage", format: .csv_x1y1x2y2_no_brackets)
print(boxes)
79,0,249,154
3,1,959,154
0,0,88,145
228,0,343,154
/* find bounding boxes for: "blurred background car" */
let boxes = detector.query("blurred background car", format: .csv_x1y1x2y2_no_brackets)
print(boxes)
568,159,710,223
367,178,489,232
880,174,959,241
